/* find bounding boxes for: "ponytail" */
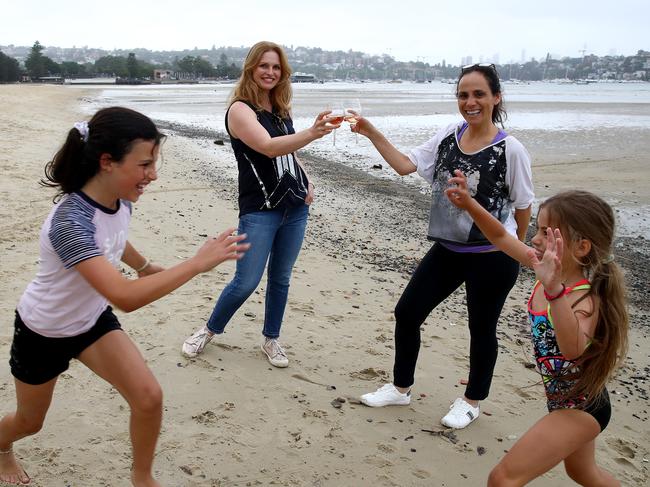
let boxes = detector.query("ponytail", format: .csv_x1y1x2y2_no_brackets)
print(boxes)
572,259,629,403
41,127,98,201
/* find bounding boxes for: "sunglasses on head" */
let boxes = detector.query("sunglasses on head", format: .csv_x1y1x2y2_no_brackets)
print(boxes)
461,63,496,71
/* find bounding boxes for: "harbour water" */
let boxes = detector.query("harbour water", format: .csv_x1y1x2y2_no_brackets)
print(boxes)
79,81,650,238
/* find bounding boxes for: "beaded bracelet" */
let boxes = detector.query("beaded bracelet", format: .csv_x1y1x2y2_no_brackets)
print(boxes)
543,283,566,302
135,258,151,273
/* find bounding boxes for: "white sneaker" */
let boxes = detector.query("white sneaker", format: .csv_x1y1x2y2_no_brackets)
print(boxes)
181,326,214,358
360,383,411,407
261,338,289,368
441,398,480,429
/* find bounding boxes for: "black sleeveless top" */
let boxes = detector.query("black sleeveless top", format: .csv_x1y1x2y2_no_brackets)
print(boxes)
225,101,308,216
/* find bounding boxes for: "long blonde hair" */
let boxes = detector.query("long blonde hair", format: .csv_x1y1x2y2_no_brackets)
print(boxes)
229,41,293,118
540,190,629,403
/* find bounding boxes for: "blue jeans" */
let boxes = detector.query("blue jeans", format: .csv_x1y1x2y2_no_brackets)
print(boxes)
206,205,309,339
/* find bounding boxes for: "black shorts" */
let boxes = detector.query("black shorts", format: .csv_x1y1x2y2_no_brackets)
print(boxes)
10,307,122,385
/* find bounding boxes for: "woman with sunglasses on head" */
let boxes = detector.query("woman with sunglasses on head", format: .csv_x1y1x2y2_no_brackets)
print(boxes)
354,64,534,429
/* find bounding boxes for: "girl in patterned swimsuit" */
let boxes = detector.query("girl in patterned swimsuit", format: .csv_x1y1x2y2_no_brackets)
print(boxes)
0,107,248,486
446,178,628,486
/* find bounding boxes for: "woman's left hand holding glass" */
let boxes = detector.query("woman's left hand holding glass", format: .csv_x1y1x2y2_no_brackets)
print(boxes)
310,111,339,140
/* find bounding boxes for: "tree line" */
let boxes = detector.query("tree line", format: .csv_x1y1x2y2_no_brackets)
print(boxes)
0,41,242,82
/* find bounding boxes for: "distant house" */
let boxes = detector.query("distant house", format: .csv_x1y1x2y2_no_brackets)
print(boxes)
153,69,174,80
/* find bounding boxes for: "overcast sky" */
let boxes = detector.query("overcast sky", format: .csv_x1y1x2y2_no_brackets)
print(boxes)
3,0,647,64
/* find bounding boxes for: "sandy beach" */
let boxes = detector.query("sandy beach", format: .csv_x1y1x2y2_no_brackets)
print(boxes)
0,84,648,486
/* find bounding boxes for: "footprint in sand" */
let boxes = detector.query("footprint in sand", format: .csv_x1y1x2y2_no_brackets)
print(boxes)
412,469,432,479
291,302,315,315
192,410,228,425
364,455,394,468
350,367,390,381
605,437,637,459
377,443,396,454
506,384,537,400
375,333,390,343
366,347,384,356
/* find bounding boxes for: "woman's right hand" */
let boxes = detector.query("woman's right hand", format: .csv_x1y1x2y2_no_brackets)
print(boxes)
445,170,474,209
192,228,250,273
310,110,339,140
348,111,376,138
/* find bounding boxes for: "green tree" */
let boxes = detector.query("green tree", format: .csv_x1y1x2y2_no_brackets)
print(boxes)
226,62,241,79
25,41,47,78
60,61,87,77
135,60,156,79
127,53,138,79
95,55,128,77
0,51,21,82
194,57,216,77
175,55,196,74
175,55,216,78
216,53,228,77
43,57,61,76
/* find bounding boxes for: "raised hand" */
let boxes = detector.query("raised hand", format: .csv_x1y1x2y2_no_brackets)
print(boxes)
445,169,473,209
311,110,339,139
193,228,250,273
347,110,377,138
527,227,564,296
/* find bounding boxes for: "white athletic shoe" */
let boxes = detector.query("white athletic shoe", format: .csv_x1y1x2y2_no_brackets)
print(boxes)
261,338,289,368
360,383,411,407
181,326,214,358
441,397,480,429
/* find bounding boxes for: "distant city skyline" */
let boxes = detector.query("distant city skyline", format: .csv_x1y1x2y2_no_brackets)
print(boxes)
3,0,647,64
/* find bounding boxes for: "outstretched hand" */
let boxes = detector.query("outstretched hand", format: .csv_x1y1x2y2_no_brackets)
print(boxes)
347,110,376,138
527,227,564,294
193,228,250,273
445,170,473,209
311,110,339,139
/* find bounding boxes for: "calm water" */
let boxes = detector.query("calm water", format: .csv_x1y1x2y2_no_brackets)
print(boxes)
83,80,650,170
81,81,650,238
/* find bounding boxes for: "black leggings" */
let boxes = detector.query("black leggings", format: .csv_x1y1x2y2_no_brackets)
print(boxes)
393,243,520,400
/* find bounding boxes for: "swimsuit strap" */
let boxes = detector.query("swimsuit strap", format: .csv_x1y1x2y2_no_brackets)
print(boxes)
566,278,591,293
546,278,592,328
528,278,591,311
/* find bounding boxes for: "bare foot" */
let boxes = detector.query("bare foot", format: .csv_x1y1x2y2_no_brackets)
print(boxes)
0,450,30,485
131,470,161,487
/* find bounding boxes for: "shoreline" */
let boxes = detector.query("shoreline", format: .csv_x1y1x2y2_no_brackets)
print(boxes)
156,119,650,317
1,85,648,486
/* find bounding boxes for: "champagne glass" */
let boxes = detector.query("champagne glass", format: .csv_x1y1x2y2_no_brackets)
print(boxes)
325,104,345,146
344,99,362,144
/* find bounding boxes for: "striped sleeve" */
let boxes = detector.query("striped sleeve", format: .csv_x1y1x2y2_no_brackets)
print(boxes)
48,196,103,268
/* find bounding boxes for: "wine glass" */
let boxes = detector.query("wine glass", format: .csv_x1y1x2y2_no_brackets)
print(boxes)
325,104,345,146
344,99,362,143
